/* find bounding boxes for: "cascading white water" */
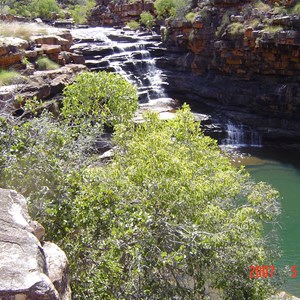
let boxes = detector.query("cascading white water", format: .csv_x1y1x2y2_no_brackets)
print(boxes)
71,27,167,102
222,121,262,147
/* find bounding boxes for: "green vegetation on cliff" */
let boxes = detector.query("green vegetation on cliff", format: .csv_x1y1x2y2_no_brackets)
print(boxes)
0,71,282,299
0,0,95,24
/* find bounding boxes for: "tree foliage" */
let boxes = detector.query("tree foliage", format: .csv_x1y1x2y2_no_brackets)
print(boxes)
0,82,281,299
0,109,98,241
68,106,281,299
154,0,192,19
67,0,96,24
0,0,95,21
4,0,62,19
140,11,155,29
62,71,138,128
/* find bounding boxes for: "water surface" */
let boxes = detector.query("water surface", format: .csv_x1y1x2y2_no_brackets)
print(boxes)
242,147,300,297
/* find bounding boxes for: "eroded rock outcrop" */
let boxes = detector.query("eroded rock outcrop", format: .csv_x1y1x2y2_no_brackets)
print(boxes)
0,188,71,300
0,30,79,70
0,64,87,115
89,0,155,26
160,0,300,146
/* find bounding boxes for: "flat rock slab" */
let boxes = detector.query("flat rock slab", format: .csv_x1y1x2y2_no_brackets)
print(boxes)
134,97,179,123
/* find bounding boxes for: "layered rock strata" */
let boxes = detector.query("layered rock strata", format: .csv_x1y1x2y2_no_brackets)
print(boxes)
160,1,300,146
0,29,84,70
89,0,155,26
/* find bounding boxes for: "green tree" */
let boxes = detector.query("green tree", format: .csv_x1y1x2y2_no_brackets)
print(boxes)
5,0,61,19
0,109,98,241
154,0,192,19
67,0,96,24
67,105,281,299
32,0,61,19
154,0,175,19
62,71,138,128
140,11,155,29
0,85,281,299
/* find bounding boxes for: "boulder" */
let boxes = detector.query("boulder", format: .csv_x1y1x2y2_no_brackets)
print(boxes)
0,188,71,300
32,35,72,51
0,37,29,51
43,242,71,300
0,53,22,68
0,37,29,68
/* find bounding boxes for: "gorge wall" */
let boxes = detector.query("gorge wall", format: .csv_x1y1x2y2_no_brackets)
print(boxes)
158,0,300,146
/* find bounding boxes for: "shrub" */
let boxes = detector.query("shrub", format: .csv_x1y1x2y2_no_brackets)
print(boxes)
31,0,61,19
36,57,60,70
173,0,192,18
0,102,281,299
62,71,138,127
154,0,192,19
215,11,231,37
0,109,98,242
7,0,62,19
126,20,140,30
185,11,196,22
67,0,96,24
67,105,281,299
254,0,271,13
273,5,287,15
140,11,155,29
0,70,24,85
291,3,300,14
228,22,245,37
154,0,176,19
262,25,283,39
249,18,260,29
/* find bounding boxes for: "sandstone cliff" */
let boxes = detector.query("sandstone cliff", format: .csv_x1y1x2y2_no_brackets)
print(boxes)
159,0,300,146
89,0,155,26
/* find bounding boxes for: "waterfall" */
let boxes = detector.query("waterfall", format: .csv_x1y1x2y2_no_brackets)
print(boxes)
71,27,167,102
222,121,262,147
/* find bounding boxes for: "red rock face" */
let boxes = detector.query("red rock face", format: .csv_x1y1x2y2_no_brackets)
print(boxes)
89,0,155,26
165,12,300,77
0,30,80,69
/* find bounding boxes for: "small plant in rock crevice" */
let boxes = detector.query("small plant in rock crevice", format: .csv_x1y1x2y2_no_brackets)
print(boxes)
36,57,60,70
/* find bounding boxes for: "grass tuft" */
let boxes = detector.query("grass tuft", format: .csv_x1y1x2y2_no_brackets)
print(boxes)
0,21,56,40
126,20,140,30
36,57,59,70
0,70,25,86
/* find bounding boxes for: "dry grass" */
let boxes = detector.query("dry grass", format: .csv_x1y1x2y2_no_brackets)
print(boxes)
0,70,27,86
0,21,59,40
254,1,271,13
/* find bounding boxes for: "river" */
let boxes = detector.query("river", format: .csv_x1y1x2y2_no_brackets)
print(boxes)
71,27,300,297
238,147,300,297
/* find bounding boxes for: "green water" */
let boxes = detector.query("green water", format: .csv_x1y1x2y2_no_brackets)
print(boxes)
243,147,300,296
